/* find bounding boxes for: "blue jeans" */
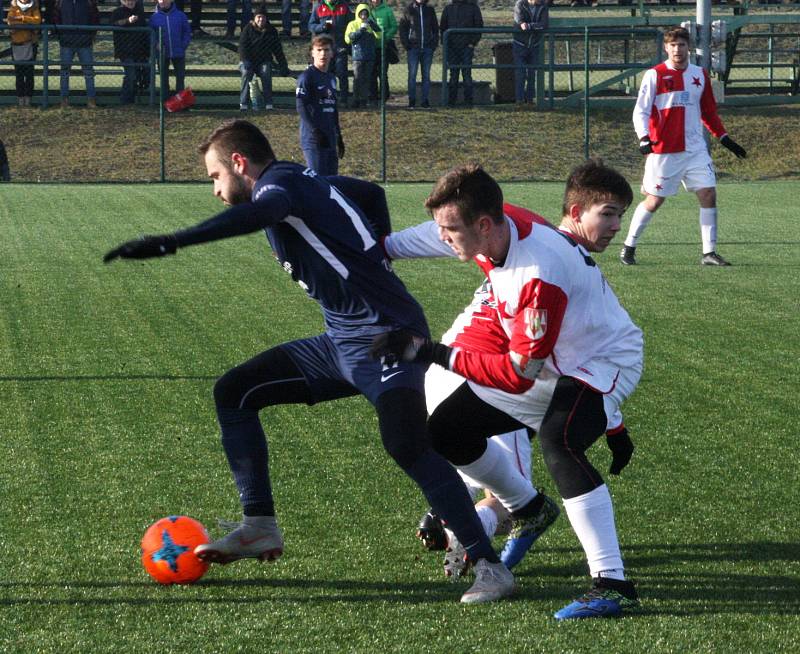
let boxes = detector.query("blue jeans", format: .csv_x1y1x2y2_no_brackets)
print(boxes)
227,0,252,31
240,61,273,108
302,147,338,176
447,45,474,104
282,0,310,34
120,57,137,104
407,47,433,104
59,46,95,99
513,41,541,103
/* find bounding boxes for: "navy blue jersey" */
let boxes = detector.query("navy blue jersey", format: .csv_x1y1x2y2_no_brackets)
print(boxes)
174,161,427,339
296,65,340,148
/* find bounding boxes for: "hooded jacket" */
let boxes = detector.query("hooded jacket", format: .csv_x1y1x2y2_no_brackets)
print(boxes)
308,0,353,50
369,1,397,41
439,0,482,50
149,3,191,59
344,4,380,61
7,0,42,45
399,0,438,52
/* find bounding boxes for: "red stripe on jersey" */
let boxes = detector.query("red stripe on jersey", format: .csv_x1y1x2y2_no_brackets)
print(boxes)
503,203,553,233
652,106,686,153
451,298,509,354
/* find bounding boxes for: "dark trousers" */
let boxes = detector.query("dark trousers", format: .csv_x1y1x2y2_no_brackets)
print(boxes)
162,57,186,94
14,44,37,98
447,45,474,105
369,46,390,102
333,47,349,103
302,146,338,175
120,57,137,103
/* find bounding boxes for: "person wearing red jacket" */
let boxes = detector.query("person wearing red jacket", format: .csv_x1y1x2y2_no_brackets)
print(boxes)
622,26,747,267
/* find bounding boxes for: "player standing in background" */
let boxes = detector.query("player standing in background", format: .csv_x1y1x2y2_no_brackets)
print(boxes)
296,35,345,175
621,26,747,267
103,119,514,605
374,160,643,620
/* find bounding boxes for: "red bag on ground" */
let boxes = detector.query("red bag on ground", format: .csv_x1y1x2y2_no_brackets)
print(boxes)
164,87,196,112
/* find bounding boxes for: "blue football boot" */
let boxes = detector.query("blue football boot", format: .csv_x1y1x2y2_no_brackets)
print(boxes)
554,577,640,621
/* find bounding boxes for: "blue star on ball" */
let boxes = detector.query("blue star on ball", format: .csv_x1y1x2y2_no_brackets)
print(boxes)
151,529,190,572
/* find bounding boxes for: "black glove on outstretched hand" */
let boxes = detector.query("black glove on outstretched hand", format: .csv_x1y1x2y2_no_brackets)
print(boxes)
606,427,634,476
369,330,453,368
720,135,747,159
103,234,178,262
638,136,654,156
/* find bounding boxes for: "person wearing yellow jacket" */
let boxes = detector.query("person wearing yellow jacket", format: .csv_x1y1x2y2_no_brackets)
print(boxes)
6,0,42,106
344,3,380,108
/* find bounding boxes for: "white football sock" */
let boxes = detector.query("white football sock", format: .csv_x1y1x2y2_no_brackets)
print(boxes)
476,505,499,539
699,207,718,254
562,484,624,579
457,438,537,513
624,203,654,248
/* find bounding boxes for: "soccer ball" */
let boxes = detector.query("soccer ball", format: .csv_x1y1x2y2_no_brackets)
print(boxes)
140,515,210,585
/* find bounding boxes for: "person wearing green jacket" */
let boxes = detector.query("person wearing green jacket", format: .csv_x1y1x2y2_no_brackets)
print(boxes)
369,0,398,102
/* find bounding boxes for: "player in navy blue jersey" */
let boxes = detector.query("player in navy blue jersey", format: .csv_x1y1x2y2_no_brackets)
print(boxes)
296,35,345,175
103,119,514,603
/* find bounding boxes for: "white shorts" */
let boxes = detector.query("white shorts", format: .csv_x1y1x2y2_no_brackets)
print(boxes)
425,366,532,497
642,149,716,197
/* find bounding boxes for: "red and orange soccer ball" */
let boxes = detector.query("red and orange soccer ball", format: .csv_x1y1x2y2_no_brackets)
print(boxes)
141,515,210,585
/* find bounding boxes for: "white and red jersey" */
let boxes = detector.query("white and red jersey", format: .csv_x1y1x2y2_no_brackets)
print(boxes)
633,60,726,154
384,203,644,403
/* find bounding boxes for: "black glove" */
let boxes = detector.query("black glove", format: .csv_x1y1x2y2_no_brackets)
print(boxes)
337,135,345,159
103,234,178,262
638,136,654,156
314,129,330,149
606,428,634,475
720,135,747,159
369,330,452,368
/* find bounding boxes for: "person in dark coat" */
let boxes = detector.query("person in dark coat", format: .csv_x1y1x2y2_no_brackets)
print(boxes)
439,0,482,106
109,0,149,104
238,4,289,111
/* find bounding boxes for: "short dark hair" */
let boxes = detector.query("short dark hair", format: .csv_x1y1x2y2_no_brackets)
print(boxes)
198,119,275,169
424,163,504,225
664,26,691,44
561,158,633,216
310,34,334,52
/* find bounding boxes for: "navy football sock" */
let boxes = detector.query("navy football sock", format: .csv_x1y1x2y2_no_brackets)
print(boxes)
406,448,499,564
216,407,275,516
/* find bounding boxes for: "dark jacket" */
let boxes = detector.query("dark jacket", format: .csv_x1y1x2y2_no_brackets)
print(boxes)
308,0,353,51
398,0,438,52
439,0,482,50
239,19,289,72
109,5,149,61
54,0,100,49
513,0,548,49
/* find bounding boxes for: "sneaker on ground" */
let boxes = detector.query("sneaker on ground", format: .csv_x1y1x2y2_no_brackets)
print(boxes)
619,245,637,265
554,576,640,620
460,559,515,604
701,251,731,266
416,510,447,551
443,527,470,579
500,492,560,569
194,518,284,565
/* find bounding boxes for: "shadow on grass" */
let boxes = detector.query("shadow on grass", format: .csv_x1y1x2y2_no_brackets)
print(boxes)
0,374,217,383
515,540,800,616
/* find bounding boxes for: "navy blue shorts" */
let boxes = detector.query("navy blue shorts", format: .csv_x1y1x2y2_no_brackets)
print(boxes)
282,331,426,406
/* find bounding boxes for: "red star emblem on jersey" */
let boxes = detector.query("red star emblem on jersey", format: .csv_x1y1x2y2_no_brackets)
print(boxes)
692,76,702,87
655,183,663,190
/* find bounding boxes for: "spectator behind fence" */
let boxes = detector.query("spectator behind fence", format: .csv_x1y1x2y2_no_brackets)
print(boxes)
513,0,548,106
282,0,310,37
344,3,379,108
399,0,438,109
309,0,353,107
150,0,191,97
440,0,482,107
109,0,148,105
226,0,252,39
369,0,397,103
54,0,99,109
296,34,345,175
0,139,9,181
239,3,289,112
175,0,206,38
6,0,42,107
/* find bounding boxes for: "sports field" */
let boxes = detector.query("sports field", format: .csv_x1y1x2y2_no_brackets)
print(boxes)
1,181,798,652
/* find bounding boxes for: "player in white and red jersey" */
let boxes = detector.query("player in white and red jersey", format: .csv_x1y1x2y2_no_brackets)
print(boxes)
621,26,747,267
373,160,643,620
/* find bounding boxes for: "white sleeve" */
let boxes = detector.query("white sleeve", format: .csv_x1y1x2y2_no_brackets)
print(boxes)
384,221,456,259
632,69,656,140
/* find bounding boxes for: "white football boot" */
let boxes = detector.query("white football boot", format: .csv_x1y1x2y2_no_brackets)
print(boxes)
460,559,515,604
194,516,284,565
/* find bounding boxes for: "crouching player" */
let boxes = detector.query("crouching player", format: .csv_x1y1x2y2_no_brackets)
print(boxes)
374,160,643,620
